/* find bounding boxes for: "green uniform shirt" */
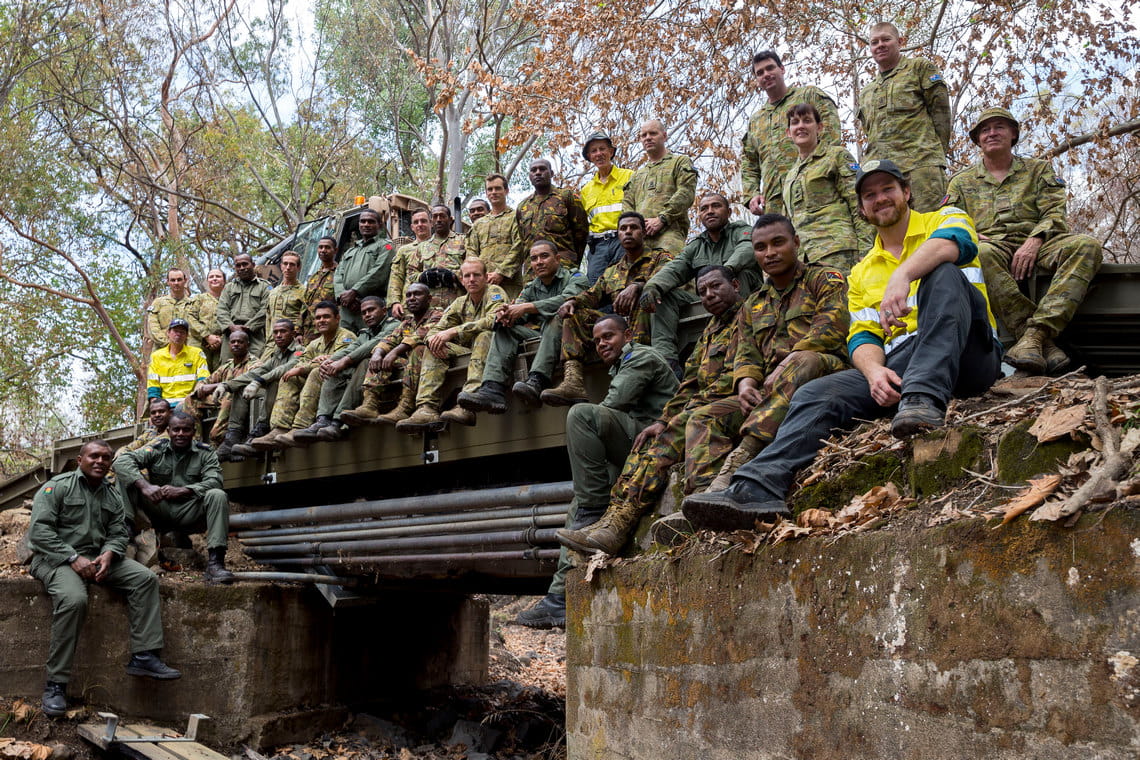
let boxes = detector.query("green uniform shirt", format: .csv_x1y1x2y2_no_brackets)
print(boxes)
782,144,874,262
515,267,589,326
330,317,402,365
602,342,680,428
29,470,129,572
741,84,841,211
621,152,698,253
214,277,272,334
265,282,306,337
334,236,395,302
659,303,742,422
856,56,952,173
379,307,445,352
944,156,1070,244
297,326,357,371
644,220,762,298
386,233,466,307
512,188,589,267
146,294,195,348
428,284,510,344
115,438,223,499
572,247,674,312
466,208,521,284
732,263,850,385
225,339,304,391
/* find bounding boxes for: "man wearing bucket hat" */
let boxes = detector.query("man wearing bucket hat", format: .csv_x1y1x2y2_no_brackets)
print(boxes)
681,158,1002,530
945,107,1103,375
580,131,634,283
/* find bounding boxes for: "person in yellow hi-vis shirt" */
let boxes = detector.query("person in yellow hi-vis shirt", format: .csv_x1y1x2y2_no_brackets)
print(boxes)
146,319,209,408
580,131,634,283
684,159,1002,530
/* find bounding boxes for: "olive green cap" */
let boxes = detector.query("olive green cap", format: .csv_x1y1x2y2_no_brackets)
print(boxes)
582,131,615,160
969,107,1021,146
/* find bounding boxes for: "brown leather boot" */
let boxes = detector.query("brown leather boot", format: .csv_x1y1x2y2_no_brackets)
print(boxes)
1005,327,1047,374
540,360,589,406
556,500,642,555
341,388,384,426
1042,338,1070,374
396,405,440,433
376,386,416,425
440,405,476,426
706,438,763,493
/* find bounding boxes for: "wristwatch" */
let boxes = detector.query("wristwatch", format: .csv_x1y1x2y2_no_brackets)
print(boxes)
66,553,79,564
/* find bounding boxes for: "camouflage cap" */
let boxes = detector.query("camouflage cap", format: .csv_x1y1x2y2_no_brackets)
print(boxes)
968,107,1020,146
854,158,907,195
582,131,616,160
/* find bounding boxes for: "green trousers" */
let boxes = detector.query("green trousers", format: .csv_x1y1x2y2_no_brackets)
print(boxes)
33,558,163,683
481,322,563,384
125,488,230,549
317,361,369,420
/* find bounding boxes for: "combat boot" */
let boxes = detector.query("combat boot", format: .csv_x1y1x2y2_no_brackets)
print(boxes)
396,405,440,433
204,546,235,584
315,421,346,441
1043,338,1071,374
377,386,416,425
250,427,290,451
230,423,267,459
1005,326,1047,374
341,390,384,426
706,439,763,493
457,380,508,414
214,430,244,461
41,681,67,717
125,650,181,680
513,594,566,629
440,405,476,426
293,415,335,442
557,501,641,555
540,360,589,406
512,372,549,409
274,430,300,449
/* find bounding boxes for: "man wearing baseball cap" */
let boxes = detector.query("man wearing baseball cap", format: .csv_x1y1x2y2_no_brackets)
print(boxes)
580,131,634,282
682,158,1002,529
145,318,210,408
945,107,1103,375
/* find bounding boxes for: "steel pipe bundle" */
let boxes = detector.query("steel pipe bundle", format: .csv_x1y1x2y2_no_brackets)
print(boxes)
257,548,562,568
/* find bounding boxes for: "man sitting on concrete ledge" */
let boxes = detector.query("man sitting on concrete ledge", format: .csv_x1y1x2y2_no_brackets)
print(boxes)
683,159,1002,530
30,439,180,718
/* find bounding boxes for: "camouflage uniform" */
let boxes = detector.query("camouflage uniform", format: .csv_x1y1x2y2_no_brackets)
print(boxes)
386,233,466,312
561,247,676,361
264,282,306,341
416,285,510,407
223,339,303,435
689,263,850,457
300,266,336,341
465,208,523,298
115,427,170,458
213,276,272,359
782,144,874,274
146,294,194,348
312,317,402,421
856,56,952,211
334,236,395,332
272,326,357,431
621,153,698,254
481,268,589,386
741,85,840,215
188,292,219,366
547,342,678,597
511,188,589,268
185,354,257,444
944,156,1103,339
643,220,764,299
360,307,445,396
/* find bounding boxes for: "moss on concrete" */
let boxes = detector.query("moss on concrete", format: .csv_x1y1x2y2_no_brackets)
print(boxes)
908,426,986,498
996,418,1089,485
790,452,904,514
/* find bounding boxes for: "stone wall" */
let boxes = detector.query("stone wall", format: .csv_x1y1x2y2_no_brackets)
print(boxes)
1,578,488,748
566,509,1140,759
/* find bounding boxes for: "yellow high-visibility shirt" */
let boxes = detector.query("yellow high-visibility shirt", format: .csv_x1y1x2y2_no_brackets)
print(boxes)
847,206,996,356
580,166,634,234
147,344,209,401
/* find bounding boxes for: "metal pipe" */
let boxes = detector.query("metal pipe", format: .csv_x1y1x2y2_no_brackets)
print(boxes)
257,548,562,567
235,503,570,539
229,572,359,586
239,513,567,546
229,481,574,530
243,527,560,557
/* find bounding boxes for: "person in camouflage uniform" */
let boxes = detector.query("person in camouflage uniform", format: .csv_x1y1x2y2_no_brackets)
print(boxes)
213,253,272,359
856,22,952,212
456,240,589,415
189,269,225,368
264,251,306,352
299,237,338,342
511,159,589,269
242,301,356,450
287,296,401,444
187,330,257,445
397,259,510,431
541,212,676,406
621,120,698,255
146,269,195,349
741,50,841,216
334,209,394,333
945,107,1103,375
387,205,466,315
467,173,523,298
116,398,173,458
782,104,873,273
341,284,444,426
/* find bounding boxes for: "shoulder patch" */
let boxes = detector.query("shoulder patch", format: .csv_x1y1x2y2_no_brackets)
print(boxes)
343,336,353,343
939,206,966,216
195,441,212,451
385,243,393,250
570,271,584,277
824,269,845,282
43,486,53,494
939,194,950,207
1051,177,1066,187
849,163,860,171
930,74,943,82
491,293,503,301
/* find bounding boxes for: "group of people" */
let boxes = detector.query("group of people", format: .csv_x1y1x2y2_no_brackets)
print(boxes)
30,22,1105,714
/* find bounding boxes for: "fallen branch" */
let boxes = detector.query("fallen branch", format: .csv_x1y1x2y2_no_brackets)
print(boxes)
956,366,1087,425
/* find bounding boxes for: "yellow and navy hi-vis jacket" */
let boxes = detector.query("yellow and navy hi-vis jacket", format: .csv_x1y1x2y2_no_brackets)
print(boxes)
846,206,996,356
147,344,210,400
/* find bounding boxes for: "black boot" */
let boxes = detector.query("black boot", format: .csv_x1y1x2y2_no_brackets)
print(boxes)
513,593,566,629
293,415,335,442
457,381,508,414
205,547,236,584
511,372,550,409
41,681,67,717
214,429,244,461
126,650,182,680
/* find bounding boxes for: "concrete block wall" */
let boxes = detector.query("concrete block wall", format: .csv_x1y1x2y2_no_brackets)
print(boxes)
566,510,1140,759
